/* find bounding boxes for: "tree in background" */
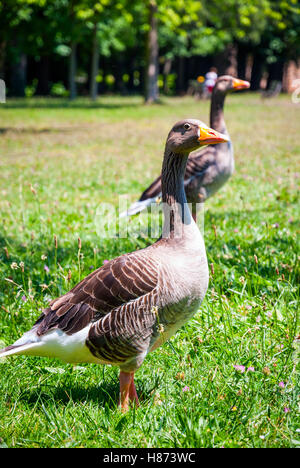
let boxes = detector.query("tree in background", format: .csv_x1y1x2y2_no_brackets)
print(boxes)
145,0,159,103
68,0,136,100
259,0,300,89
202,0,300,90
0,0,39,94
144,0,203,102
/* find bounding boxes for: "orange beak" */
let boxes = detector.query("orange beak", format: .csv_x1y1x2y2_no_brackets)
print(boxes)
198,125,229,145
232,78,250,90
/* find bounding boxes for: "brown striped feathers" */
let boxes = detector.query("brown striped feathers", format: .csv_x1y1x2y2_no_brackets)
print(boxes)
34,251,159,338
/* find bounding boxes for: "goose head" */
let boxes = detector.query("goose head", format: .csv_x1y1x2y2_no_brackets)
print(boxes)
214,75,250,94
166,119,229,154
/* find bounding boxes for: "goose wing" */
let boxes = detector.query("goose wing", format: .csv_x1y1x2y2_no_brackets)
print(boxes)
139,174,162,201
184,146,217,182
34,251,159,337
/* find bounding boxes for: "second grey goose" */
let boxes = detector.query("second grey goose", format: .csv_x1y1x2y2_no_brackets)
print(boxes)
122,76,250,219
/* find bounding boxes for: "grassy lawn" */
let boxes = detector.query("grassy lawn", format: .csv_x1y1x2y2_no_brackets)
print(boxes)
0,94,299,448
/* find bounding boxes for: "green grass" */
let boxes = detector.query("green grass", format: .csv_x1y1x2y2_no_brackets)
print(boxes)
0,94,299,448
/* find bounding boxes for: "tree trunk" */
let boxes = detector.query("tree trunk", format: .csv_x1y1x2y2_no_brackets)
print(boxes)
114,57,127,95
177,56,186,94
214,44,237,76
69,41,77,100
0,40,6,80
266,59,284,89
282,59,300,93
163,57,172,94
250,53,264,90
144,0,159,103
36,56,50,95
10,52,27,97
90,23,99,101
237,44,247,80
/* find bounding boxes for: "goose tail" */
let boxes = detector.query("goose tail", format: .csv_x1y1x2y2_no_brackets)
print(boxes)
0,342,42,358
0,331,42,358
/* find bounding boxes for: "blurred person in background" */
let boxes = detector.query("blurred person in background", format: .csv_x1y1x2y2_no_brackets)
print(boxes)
204,67,218,98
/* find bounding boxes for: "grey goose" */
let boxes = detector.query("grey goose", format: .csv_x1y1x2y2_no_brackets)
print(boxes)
0,119,228,411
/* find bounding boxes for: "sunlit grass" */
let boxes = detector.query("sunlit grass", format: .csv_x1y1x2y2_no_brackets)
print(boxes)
0,94,299,448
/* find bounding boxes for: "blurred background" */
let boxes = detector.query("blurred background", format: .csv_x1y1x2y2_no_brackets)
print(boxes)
0,0,300,102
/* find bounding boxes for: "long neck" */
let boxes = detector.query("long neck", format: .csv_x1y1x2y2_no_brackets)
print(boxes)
161,148,192,238
210,89,228,135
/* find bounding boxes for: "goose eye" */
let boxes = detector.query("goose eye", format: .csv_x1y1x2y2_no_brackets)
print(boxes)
183,123,191,130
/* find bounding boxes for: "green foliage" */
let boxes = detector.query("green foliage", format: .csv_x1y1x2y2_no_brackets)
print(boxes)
1,0,299,98
25,78,38,97
50,82,69,96
1,0,299,59
261,0,300,62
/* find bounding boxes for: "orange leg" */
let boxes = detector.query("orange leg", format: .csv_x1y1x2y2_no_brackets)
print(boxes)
119,371,139,412
129,376,139,407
